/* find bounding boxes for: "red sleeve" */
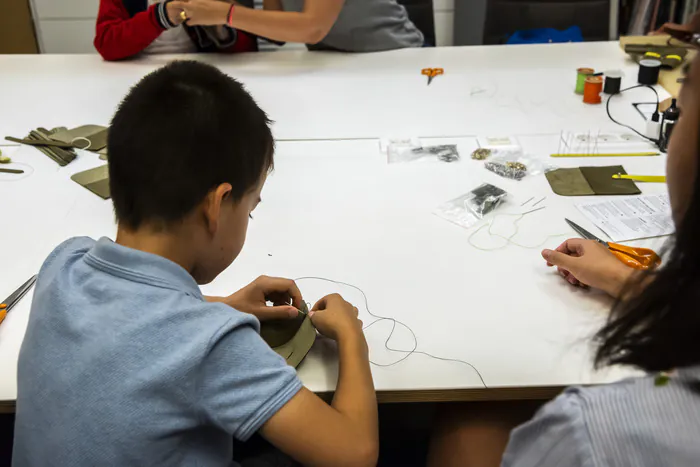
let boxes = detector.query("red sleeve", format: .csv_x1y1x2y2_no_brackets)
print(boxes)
219,30,258,54
94,0,165,61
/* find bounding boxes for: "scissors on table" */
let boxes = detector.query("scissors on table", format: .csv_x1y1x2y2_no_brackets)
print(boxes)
0,275,37,326
421,68,444,85
565,219,661,270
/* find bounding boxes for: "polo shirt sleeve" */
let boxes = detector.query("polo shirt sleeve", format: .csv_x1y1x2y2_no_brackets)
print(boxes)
197,319,303,441
501,389,595,467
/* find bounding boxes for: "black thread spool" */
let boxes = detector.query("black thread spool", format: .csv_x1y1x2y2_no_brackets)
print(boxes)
603,70,622,94
638,59,662,85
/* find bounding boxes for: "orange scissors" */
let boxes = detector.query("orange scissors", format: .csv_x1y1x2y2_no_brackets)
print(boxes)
0,275,37,326
421,68,444,85
565,219,661,270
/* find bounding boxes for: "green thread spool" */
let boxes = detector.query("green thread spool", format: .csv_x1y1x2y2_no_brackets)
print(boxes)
576,67,594,94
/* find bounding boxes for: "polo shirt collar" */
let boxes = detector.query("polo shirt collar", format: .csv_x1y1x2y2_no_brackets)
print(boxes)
85,237,203,300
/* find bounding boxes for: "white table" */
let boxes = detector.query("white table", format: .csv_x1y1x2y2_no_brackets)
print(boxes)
0,44,670,409
2,41,656,141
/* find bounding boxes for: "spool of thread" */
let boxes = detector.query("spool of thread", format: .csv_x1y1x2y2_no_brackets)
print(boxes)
576,67,594,94
638,59,661,85
603,70,622,94
583,76,603,104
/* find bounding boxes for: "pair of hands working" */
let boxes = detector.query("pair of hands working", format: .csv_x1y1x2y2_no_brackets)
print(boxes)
212,240,632,338
542,239,636,298
208,276,363,342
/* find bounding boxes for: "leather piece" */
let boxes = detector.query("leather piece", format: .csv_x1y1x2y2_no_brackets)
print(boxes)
580,165,641,195
546,166,640,196
50,125,109,151
545,168,595,196
259,302,316,368
70,165,111,199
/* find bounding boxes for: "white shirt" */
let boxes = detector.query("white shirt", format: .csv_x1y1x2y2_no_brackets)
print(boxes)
144,0,197,54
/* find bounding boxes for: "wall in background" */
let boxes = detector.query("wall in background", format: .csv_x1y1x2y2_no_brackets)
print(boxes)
30,0,455,54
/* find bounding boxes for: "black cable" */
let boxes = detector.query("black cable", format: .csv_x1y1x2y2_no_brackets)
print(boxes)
605,84,660,143
295,276,488,388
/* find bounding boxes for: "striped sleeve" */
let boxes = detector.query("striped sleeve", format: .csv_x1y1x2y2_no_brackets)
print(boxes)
501,390,595,467
156,0,177,30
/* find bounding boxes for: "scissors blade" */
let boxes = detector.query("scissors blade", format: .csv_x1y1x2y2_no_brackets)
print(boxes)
565,219,606,244
2,275,37,312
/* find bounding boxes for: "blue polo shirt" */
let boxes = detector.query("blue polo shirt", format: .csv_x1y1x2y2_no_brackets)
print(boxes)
13,237,302,466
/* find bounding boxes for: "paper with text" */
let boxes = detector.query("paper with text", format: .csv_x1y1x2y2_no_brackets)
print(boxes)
576,194,674,242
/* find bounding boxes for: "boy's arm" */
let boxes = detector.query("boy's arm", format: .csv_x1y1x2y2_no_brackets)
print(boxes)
259,294,378,467
94,0,178,61
200,293,378,467
260,332,378,467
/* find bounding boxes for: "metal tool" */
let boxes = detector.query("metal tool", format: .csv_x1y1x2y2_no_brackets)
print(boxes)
0,275,37,326
565,219,661,270
421,68,444,85
0,168,24,175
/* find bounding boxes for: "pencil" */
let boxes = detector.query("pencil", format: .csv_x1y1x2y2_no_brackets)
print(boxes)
612,174,666,183
550,152,660,157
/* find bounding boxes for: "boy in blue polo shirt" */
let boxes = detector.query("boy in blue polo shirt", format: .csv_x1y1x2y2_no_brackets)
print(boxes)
13,61,378,467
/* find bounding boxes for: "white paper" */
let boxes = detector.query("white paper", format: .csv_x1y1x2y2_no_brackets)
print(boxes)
576,194,674,242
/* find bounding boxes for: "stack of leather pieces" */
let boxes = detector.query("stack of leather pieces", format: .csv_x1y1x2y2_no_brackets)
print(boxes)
5,125,109,166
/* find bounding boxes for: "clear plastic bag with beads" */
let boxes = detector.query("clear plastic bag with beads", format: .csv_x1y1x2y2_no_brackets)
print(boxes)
434,183,509,229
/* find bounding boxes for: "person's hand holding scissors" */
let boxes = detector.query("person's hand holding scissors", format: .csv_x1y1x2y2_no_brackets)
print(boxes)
542,239,635,298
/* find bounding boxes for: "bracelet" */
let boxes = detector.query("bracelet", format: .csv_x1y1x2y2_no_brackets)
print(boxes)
227,4,235,27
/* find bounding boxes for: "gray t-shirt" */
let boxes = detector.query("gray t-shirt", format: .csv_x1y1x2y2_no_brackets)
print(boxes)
281,0,424,52
13,237,302,466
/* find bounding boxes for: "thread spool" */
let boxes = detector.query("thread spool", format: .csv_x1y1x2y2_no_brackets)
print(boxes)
576,67,594,94
583,76,603,104
603,70,622,94
638,59,661,85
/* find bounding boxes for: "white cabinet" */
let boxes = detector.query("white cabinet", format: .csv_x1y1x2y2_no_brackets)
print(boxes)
38,20,96,54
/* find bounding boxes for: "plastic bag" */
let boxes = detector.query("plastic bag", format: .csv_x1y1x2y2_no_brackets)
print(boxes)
483,149,556,181
388,144,460,163
434,183,509,229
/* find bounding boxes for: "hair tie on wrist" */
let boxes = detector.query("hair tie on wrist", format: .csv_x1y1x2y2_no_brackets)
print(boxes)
227,4,235,27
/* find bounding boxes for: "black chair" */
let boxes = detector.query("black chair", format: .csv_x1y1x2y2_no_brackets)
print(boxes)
397,0,436,46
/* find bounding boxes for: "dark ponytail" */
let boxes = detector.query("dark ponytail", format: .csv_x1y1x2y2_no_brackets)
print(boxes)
594,115,700,373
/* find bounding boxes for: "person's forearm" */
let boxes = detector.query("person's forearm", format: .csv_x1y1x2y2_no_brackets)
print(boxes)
332,332,377,445
229,6,327,44
262,0,283,11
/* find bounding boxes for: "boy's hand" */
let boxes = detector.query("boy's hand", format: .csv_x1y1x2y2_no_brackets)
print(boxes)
542,239,634,298
219,276,304,321
169,0,231,26
309,294,363,342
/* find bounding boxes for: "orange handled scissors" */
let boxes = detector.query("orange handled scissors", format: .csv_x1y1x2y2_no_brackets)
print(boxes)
565,219,661,270
0,275,37,326
421,68,444,85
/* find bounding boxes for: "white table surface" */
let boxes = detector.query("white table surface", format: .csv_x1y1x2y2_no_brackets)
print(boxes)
1,42,661,141
0,43,671,404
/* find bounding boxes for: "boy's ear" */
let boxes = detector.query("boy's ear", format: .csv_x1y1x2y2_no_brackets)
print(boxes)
203,183,233,235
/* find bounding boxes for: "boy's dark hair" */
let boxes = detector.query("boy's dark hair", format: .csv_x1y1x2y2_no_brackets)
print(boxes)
108,60,274,230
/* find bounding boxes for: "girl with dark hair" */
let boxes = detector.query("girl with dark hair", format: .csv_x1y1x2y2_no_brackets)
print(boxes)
427,22,700,467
